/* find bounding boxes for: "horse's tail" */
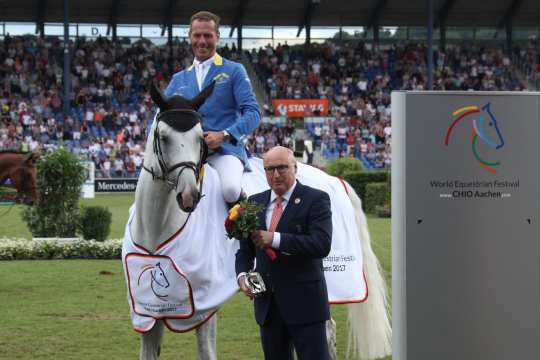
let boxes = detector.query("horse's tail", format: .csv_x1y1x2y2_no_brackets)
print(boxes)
343,180,392,360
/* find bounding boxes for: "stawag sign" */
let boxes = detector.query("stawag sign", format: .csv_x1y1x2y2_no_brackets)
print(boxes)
272,99,329,117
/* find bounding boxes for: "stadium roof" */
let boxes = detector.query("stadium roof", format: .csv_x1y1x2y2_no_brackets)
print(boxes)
2,0,540,29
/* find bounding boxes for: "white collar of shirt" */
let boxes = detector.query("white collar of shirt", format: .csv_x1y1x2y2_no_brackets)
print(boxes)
270,180,297,207
193,55,215,91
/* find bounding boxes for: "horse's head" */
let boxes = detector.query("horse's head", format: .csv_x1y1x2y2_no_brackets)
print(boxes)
150,262,170,289
478,103,505,149
147,82,214,212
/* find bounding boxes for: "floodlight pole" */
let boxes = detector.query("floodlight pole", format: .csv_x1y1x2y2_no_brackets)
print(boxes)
237,25,243,52
506,23,513,55
427,0,434,90
63,0,71,116
440,22,446,51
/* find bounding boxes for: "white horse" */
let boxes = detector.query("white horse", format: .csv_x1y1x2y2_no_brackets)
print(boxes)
122,83,391,360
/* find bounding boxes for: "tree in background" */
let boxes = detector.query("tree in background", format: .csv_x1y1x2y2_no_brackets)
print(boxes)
22,149,86,237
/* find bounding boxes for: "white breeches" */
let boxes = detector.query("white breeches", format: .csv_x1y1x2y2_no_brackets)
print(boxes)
206,154,243,203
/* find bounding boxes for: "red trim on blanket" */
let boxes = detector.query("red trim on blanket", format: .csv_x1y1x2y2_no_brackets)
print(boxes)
164,309,219,333
132,310,218,334
156,219,189,252
336,176,349,194
130,217,190,255
133,321,156,334
328,272,369,304
125,253,196,320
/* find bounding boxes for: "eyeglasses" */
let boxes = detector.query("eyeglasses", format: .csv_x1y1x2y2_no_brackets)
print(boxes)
264,164,290,175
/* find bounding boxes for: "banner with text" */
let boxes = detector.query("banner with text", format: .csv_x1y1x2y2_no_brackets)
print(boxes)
95,178,138,192
272,99,330,117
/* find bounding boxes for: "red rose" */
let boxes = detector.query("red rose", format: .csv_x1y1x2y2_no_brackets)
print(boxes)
237,207,246,215
224,217,234,230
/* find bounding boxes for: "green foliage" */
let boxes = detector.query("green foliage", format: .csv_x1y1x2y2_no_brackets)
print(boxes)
325,157,364,177
22,148,86,237
0,239,122,260
80,206,112,241
365,182,391,214
341,170,389,205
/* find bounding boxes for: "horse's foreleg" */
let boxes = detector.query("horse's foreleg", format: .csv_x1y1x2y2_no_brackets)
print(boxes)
140,320,164,360
196,314,217,360
326,318,338,360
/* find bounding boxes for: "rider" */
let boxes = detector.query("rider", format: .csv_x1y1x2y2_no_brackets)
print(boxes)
159,11,261,205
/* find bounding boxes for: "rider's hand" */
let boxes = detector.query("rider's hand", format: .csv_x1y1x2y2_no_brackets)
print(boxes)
203,131,225,150
238,275,253,300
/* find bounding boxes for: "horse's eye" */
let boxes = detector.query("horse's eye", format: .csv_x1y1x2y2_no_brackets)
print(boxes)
160,136,168,142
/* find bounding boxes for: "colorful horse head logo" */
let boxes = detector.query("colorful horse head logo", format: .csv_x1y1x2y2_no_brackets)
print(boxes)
444,103,505,174
137,262,170,302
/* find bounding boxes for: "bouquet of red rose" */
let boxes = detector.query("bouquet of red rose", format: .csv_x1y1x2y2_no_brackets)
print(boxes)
225,201,277,261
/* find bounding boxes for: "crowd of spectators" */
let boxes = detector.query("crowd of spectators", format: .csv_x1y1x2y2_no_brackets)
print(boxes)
245,121,296,155
0,34,531,174
1,35,185,177
518,37,540,88
248,40,526,168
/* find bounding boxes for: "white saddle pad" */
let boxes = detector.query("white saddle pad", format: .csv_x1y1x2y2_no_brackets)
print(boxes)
122,157,367,333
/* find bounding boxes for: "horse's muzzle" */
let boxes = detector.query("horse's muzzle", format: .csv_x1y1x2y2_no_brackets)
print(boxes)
176,191,201,213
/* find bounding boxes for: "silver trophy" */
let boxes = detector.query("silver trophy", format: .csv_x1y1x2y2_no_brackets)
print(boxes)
244,271,266,297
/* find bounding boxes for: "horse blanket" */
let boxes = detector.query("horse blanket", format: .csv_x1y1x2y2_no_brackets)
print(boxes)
122,157,367,332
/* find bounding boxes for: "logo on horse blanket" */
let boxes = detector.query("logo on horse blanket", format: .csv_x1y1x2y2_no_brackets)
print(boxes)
125,254,194,319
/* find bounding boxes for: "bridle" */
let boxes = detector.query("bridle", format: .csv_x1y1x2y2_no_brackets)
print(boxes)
142,108,208,210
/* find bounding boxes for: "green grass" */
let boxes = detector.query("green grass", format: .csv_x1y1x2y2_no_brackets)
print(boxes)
0,194,391,359
1,193,135,239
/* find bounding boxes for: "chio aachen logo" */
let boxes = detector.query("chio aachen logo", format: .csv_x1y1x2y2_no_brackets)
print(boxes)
444,103,505,174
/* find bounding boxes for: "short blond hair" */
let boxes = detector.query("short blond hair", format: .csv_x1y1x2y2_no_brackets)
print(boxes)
190,11,220,34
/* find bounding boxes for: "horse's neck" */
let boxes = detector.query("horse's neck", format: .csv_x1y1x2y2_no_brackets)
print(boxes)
131,171,189,253
0,156,15,180
0,155,18,183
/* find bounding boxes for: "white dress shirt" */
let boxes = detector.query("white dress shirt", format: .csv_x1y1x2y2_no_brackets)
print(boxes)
193,55,215,91
266,181,297,250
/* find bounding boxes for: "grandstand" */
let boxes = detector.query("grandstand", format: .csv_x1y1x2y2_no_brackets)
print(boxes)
2,0,540,173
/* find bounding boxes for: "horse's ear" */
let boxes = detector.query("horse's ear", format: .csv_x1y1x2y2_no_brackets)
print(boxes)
190,81,215,111
150,83,168,111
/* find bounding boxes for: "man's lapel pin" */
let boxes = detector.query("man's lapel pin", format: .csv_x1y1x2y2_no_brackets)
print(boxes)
294,197,301,204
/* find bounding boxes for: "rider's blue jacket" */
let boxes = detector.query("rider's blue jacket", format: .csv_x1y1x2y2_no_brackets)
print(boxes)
163,53,261,169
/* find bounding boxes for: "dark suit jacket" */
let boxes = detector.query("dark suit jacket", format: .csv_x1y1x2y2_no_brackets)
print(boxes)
235,181,332,326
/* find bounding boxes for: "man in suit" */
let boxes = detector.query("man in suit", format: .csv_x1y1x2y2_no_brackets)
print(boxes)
162,11,260,204
235,146,332,360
